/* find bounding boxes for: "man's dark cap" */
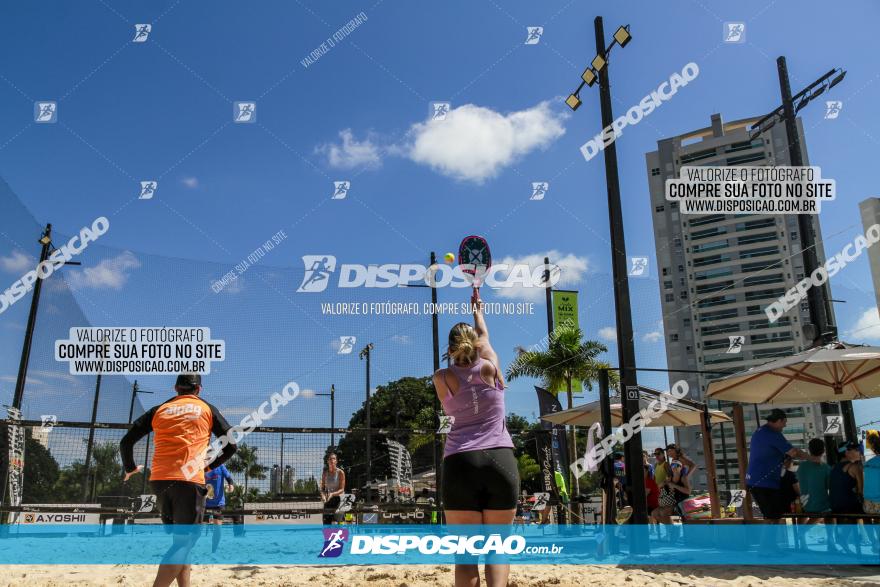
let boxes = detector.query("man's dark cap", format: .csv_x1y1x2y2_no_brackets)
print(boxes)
765,408,787,422
175,373,202,390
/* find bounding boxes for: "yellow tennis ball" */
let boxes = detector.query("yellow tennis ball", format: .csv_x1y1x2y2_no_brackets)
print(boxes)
444,252,455,264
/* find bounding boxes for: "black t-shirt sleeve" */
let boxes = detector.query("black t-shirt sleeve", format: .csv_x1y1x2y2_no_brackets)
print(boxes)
205,402,237,470
119,407,156,473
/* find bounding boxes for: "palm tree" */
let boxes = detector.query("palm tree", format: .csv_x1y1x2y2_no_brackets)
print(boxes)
507,323,618,492
226,443,267,494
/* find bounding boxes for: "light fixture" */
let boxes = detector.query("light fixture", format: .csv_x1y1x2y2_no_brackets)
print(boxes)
581,68,597,87
828,70,846,89
613,25,631,48
566,22,629,115
39,234,51,245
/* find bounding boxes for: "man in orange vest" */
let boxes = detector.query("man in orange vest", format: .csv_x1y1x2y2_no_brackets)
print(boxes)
120,373,237,587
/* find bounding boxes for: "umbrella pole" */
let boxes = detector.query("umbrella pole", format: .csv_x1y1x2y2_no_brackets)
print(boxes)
732,404,753,521
700,406,721,519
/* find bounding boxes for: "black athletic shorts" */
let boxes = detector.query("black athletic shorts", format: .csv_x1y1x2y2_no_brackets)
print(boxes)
442,447,519,511
749,486,784,520
151,480,208,525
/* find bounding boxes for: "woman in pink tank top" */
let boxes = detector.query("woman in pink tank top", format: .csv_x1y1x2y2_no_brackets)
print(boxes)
432,289,518,587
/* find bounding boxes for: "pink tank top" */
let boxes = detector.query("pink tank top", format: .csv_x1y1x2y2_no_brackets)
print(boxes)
440,358,514,457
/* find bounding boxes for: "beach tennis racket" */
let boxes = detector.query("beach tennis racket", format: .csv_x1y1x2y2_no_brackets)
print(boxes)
458,235,491,290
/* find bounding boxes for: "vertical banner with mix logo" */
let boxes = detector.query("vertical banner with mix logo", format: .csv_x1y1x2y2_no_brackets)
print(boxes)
534,387,570,500
550,290,582,393
4,407,25,519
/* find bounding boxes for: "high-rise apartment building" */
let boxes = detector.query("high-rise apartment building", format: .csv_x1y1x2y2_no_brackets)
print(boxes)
645,113,833,491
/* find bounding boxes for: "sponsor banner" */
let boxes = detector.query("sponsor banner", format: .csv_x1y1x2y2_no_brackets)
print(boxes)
5,407,25,511
245,512,322,524
19,512,101,525
379,508,431,524
535,386,571,497
13,503,102,528
550,290,581,393
0,524,876,565
244,501,323,525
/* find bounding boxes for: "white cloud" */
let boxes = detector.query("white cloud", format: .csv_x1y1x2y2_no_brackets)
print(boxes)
214,276,244,295
642,331,662,343
402,101,567,183
181,177,199,188
67,251,140,290
29,370,79,385
641,320,664,343
493,250,589,301
0,250,34,273
846,307,880,343
318,129,382,169
0,375,44,386
391,334,412,344
598,327,617,343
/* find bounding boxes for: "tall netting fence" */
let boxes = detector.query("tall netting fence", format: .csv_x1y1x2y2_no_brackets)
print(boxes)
0,177,451,522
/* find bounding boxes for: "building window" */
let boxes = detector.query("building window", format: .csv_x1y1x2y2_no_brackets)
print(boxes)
664,280,673,289
683,318,691,327
652,168,661,176
662,267,669,276
680,291,688,300
669,333,679,342
678,265,684,272
655,205,665,213
665,294,674,302
674,238,682,248
680,278,686,287
791,231,798,240
670,202,678,209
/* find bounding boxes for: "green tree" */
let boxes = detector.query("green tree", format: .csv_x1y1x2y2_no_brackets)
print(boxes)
226,443,266,494
227,485,262,508
22,430,60,503
335,376,436,491
507,323,618,493
52,442,142,503
516,453,540,483
293,476,319,495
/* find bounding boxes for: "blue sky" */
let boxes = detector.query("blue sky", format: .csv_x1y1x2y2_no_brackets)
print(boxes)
2,0,880,449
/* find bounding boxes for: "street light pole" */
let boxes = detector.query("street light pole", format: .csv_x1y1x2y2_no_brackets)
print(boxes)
359,343,374,502
778,56,836,345
592,15,648,527
775,56,856,442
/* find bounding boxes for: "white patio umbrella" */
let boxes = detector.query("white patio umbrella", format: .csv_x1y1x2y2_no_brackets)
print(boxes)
540,397,731,427
706,342,880,404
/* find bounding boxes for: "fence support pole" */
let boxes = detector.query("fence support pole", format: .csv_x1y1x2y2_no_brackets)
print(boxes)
83,372,102,501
